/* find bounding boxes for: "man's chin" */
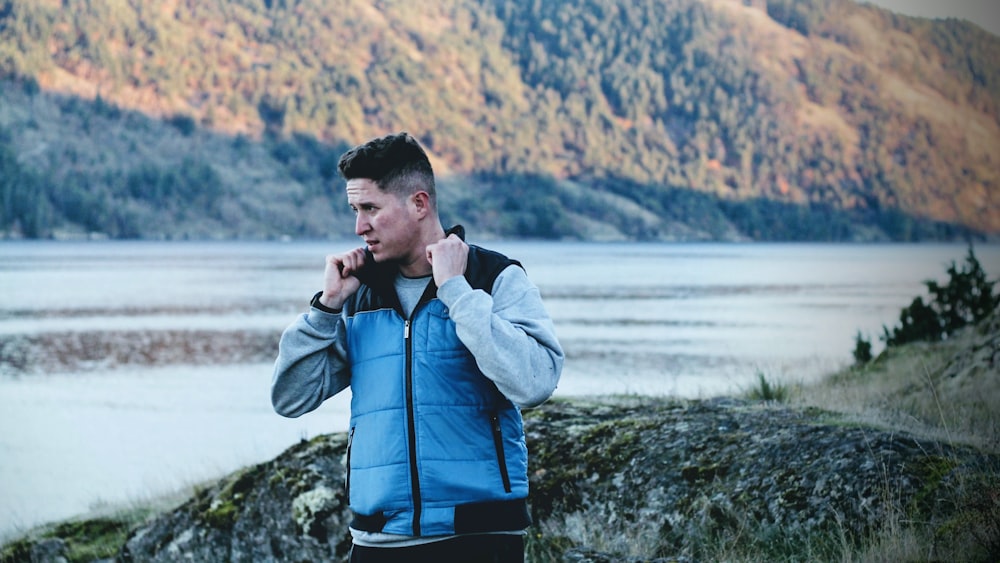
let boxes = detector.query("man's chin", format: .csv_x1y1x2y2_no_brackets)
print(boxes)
366,247,390,262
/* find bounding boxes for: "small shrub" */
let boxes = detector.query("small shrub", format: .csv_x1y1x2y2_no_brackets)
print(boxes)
21,76,40,96
882,245,998,347
852,331,872,365
746,371,790,403
166,114,196,136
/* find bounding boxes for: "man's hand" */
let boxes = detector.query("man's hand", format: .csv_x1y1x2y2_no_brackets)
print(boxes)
319,248,366,310
426,234,468,288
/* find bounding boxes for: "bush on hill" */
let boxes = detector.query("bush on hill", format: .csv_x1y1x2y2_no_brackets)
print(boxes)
854,245,998,363
883,245,998,346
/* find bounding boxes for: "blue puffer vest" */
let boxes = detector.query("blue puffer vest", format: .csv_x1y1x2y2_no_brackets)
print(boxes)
342,231,531,537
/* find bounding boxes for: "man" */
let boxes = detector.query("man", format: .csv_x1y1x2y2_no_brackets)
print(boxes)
271,132,564,562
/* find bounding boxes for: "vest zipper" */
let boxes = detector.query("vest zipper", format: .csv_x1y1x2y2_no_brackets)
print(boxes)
491,413,512,493
404,318,422,536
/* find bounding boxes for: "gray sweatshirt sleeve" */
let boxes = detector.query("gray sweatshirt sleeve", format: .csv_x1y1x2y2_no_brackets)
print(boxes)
270,305,351,418
437,264,564,408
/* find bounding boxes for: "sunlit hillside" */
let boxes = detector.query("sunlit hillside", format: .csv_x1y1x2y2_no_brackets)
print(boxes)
1,0,997,240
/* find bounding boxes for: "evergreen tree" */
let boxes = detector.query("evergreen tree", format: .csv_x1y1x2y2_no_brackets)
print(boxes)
882,246,998,346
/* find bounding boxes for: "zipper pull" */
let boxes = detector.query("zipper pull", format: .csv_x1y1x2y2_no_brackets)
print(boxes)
404,319,410,339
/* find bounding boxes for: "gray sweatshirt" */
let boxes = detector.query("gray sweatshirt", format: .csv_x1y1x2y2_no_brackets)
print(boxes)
271,264,564,415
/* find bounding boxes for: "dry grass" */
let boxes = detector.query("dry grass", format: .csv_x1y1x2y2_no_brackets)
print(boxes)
794,318,1000,453
789,314,1000,562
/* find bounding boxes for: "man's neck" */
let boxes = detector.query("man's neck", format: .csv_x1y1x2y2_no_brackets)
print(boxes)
397,224,446,278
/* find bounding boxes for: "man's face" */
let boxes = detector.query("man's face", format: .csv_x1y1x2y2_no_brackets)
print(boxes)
347,178,420,264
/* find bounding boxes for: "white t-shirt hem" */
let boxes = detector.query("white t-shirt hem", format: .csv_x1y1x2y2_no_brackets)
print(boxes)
349,528,526,548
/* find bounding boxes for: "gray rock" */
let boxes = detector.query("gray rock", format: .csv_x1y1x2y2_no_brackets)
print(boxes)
113,396,996,561
30,538,68,563
120,434,353,562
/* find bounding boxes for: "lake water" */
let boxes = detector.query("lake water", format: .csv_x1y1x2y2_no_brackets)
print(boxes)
1,240,997,539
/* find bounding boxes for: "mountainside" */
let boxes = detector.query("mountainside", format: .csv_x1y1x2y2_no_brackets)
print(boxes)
1,0,998,240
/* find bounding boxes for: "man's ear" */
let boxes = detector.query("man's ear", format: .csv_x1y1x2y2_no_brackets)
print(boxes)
411,191,431,217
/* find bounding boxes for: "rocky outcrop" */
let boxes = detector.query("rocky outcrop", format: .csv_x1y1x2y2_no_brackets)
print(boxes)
103,397,997,562
934,309,1000,423
523,397,996,559
120,434,354,562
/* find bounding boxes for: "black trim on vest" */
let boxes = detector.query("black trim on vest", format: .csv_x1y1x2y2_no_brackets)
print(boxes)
350,499,530,535
347,225,520,314
350,511,388,533
454,499,532,534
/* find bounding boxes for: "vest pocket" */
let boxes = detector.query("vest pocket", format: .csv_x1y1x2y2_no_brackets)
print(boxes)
346,425,356,498
490,413,512,494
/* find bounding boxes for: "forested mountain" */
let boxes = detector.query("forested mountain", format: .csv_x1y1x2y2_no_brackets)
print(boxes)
1,0,997,241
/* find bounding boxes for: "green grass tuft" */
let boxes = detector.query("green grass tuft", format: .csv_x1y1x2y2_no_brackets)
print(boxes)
744,371,791,403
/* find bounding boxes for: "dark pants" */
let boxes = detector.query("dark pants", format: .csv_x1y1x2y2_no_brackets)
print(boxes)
349,534,524,563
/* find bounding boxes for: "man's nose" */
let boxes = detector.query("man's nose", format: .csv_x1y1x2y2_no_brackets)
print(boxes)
355,214,368,235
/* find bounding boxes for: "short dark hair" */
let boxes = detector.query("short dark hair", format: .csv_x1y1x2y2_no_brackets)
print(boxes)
338,132,436,205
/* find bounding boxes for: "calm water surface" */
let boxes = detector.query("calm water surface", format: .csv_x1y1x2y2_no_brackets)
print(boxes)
1,240,997,538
